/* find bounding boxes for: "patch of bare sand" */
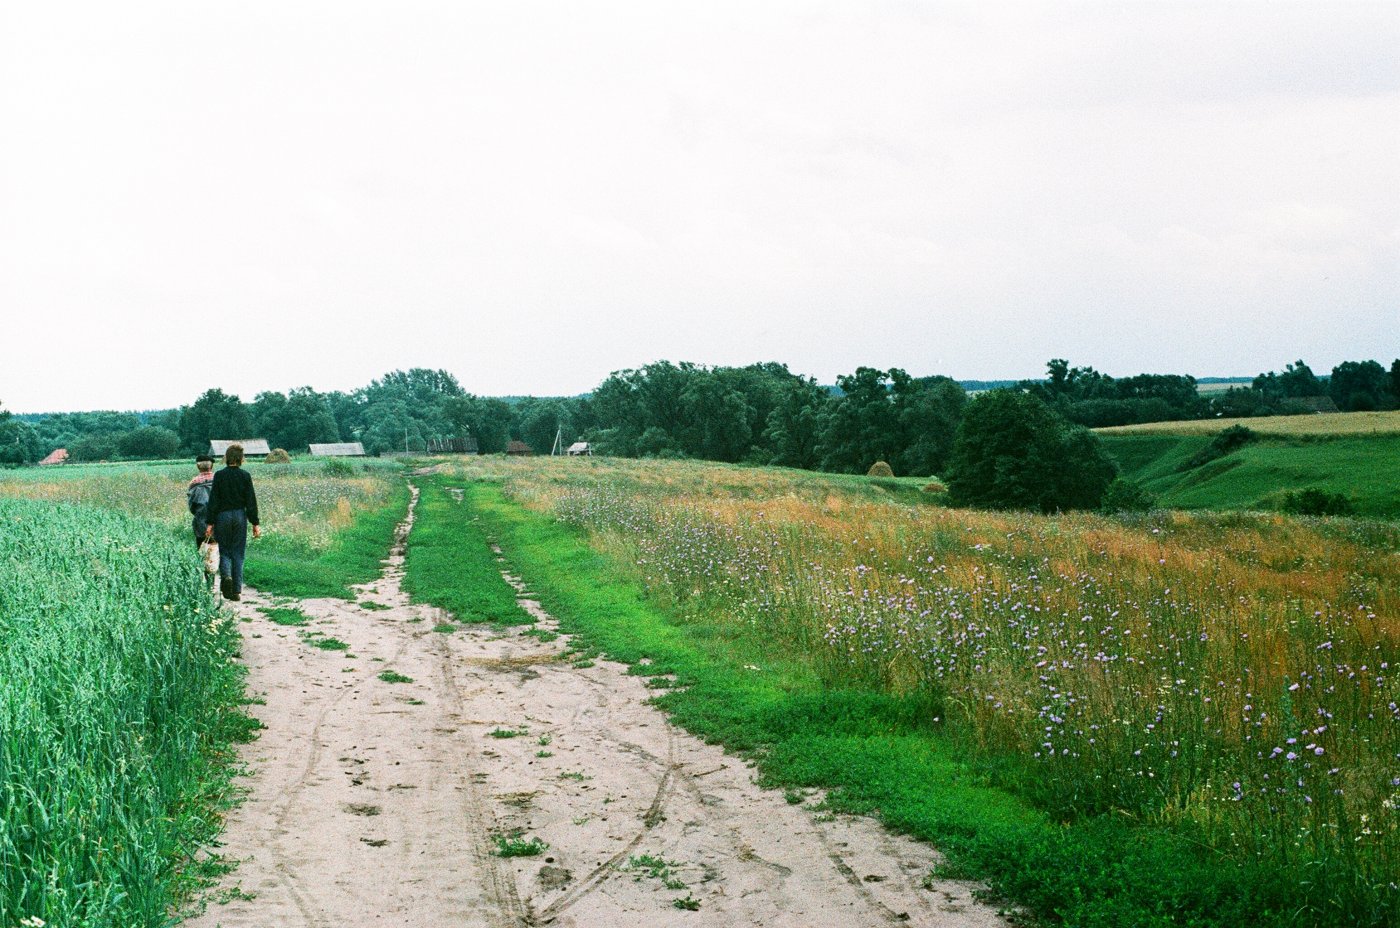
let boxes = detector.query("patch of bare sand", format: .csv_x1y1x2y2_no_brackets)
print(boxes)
184,486,1009,928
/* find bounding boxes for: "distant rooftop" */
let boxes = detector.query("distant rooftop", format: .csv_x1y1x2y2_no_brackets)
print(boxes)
309,442,366,457
209,439,271,456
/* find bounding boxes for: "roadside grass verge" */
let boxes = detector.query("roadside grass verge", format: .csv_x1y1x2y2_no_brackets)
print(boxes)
246,478,411,598
401,477,532,625
0,499,257,926
427,482,1302,928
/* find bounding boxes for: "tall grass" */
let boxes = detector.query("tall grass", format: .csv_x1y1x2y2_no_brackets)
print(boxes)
0,459,400,545
448,456,1399,924
0,499,252,927
0,459,407,598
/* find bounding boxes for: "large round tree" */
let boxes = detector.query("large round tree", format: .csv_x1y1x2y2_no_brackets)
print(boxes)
946,389,1117,513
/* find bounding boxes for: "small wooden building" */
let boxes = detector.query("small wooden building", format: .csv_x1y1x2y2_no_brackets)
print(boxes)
566,441,591,456
209,439,271,458
506,440,533,456
309,442,366,457
424,436,478,454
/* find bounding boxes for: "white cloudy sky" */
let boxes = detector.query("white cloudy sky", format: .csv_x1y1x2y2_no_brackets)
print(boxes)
2,1,1397,413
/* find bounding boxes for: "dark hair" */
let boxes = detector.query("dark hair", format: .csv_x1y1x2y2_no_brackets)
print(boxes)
226,443,245,467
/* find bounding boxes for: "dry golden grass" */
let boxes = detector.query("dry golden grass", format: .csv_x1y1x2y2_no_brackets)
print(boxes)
1095,409,1400,436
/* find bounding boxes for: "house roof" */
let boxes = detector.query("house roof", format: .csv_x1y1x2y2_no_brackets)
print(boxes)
566,442,590,453
1295,396,1340,413
308,442,366,457
506,440,533,454
209,439,272,456
38,448,69,466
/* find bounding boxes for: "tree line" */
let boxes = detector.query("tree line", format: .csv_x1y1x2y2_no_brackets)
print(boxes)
4,355,1397,511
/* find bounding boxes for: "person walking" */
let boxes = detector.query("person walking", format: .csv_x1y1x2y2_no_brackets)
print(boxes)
187,454,216,548
203,443,261,601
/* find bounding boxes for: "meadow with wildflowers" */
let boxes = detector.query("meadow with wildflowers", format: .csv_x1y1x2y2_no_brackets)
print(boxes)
439,455,1398,926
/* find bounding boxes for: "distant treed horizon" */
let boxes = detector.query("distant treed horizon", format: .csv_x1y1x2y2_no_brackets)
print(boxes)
0,355,1379,417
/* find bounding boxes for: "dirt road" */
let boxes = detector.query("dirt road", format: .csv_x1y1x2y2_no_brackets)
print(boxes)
186,486,1007,928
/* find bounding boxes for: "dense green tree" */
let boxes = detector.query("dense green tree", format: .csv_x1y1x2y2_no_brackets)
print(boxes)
69,433,118,462
677,374,754,462
764,379,830,469
1254,360,1324,398
177,389,251,452
1022,360,1201,427
586,361,805,461
1329,360,1390,411
946,390,1117,512
32,411,142,453
251,387,340,452
116,426,180,460
323,390,363,442
896,376,966,477
352,369,474,453
361,400,422,454
816,368,964,475
587,362,689,456
816,367,908,473
0,402,42,465
513,397,579,455
1391,359,1400,403
442,395,513,453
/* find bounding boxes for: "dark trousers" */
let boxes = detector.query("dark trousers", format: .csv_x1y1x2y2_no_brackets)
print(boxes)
214,509,248,594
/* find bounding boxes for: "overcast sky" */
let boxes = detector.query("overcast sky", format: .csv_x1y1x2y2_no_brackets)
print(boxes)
2,1,1397,413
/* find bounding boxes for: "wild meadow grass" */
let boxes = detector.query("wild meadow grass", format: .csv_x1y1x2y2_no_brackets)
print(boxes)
443,455,1399,924
0,499,254,927
0,459,408,598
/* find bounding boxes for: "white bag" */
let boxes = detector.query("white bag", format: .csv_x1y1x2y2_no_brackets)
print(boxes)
200,540,219,575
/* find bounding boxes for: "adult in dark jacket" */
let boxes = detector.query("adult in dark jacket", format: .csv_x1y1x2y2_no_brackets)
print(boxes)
203,443,262,601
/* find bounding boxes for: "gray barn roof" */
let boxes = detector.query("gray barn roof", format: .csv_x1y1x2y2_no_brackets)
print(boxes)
309,442,366,457
209,439,272,456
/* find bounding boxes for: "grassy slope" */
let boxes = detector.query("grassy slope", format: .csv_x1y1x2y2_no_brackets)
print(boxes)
246,478,411,598
415,478,1292,928
1101,432,1400,518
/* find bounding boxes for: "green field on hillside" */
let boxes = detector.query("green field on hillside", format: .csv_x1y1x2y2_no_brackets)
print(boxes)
1100,429,1400,518
1098,409,1400,436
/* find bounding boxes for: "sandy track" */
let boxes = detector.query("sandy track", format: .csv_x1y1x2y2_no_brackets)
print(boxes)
186,486,1007,928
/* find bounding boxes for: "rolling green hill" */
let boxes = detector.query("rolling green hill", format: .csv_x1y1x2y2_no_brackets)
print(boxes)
1098,429,1400,518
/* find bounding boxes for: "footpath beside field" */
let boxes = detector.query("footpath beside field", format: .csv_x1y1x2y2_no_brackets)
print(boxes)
188,485,1006,927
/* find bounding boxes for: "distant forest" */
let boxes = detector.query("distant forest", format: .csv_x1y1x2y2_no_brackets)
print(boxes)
2,357,1398,475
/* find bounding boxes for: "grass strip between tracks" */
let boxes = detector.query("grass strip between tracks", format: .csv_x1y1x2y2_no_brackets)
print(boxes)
402,478,533,625
246,478,412,599
412,476,1304,928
